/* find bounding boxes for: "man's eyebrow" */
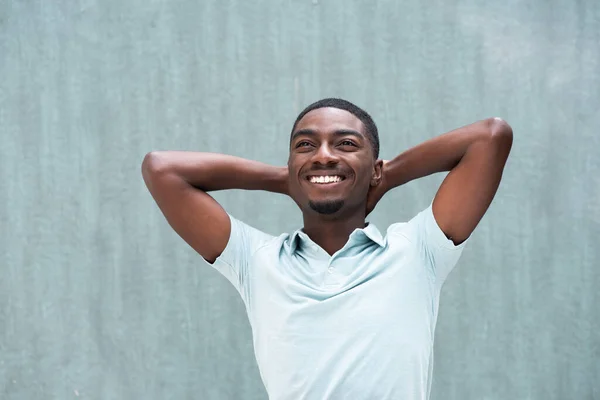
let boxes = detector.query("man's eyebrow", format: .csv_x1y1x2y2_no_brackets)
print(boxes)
291,128,365,142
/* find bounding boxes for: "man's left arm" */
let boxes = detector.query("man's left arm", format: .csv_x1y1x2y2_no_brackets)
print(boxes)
379,117,513,244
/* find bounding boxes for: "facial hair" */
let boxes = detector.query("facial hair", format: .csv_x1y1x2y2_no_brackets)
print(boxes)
308,199,344,215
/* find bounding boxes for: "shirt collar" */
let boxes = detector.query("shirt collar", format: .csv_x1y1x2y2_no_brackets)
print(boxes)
288,221,385,254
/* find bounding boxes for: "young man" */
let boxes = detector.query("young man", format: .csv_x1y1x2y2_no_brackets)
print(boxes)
141,98,513,400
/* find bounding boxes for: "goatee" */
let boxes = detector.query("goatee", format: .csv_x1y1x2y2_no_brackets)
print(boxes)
308,199,344,215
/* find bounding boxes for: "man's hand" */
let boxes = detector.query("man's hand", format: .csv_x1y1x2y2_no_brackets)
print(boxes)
366,160,389,216
279,166,290,197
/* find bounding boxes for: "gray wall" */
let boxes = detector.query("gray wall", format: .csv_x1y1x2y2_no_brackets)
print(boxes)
1,0,599,399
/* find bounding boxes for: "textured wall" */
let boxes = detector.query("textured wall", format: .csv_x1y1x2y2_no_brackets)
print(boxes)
1,0,599,399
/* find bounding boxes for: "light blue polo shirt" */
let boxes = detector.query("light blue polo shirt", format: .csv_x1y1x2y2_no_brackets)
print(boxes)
206,205,467,400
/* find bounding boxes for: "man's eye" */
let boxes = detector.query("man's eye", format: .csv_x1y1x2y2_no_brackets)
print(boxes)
340,140,356,146
296,141,311,148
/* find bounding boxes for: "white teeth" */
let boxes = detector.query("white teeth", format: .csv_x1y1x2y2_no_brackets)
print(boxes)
309,176,342,184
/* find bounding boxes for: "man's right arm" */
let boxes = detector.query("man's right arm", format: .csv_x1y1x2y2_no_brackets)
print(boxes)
141,151,288,263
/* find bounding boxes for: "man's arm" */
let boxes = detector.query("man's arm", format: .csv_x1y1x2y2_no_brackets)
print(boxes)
141,151,288,262
380,118,513,244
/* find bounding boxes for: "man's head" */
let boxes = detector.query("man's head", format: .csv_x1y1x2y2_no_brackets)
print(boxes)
287,98,383,218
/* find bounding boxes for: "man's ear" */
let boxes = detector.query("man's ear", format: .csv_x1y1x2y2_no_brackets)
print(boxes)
371,159,384,186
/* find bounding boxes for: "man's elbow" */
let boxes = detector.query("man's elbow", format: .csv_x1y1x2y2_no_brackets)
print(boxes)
487,117,513,152
489,117,513,139
142,151,171,181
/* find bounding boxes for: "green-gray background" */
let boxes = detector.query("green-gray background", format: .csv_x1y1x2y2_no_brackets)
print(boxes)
1,0,599,399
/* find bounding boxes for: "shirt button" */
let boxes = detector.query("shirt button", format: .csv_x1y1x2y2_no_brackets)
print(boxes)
328,267,334,273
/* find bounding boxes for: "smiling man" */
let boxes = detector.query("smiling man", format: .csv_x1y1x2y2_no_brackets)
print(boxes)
141,98,513,400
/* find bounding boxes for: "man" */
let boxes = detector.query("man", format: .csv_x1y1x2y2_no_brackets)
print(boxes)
141,98,513,399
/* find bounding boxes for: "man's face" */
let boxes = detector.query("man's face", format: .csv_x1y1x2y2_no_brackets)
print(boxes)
287,107,378,217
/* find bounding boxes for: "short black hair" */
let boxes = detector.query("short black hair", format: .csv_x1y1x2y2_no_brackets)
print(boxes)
291,98,380,159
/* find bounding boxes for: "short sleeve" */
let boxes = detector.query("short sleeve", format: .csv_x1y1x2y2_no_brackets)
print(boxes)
206,214,275,300
406,204,468,285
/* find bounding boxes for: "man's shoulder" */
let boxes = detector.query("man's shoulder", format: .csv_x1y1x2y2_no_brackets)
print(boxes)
385,209,428,242
228,213,290,251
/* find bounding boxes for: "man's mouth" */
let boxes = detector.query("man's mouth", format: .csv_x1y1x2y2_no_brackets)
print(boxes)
305,175,347,185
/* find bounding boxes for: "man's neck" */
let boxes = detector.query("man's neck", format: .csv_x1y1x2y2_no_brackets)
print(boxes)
301,212,366,256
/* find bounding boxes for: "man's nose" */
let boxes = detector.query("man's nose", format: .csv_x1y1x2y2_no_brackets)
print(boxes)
312,144,339,165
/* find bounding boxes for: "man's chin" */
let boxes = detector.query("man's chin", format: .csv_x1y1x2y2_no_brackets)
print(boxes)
308,199,345,215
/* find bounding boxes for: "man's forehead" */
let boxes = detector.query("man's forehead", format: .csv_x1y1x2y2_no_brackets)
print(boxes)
294,107,365,134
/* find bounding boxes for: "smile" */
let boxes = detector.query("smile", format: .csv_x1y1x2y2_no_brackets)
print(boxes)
307,175,346,184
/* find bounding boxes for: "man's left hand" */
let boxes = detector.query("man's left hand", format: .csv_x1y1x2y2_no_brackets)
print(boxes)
365,160,389,216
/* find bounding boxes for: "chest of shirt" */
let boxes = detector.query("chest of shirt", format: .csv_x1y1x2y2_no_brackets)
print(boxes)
245,237,437,342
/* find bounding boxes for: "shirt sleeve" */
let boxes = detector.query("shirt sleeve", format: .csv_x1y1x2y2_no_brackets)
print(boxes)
407,204,469,286
204,214,275,300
